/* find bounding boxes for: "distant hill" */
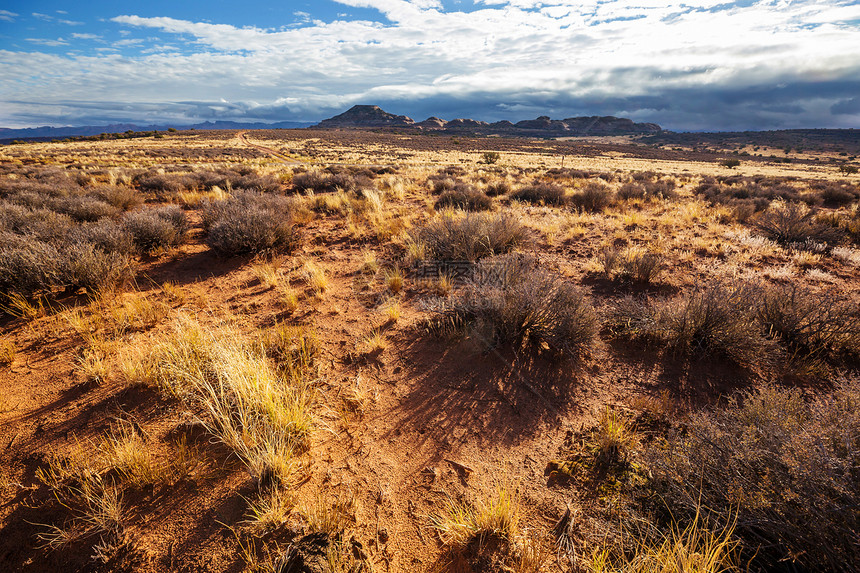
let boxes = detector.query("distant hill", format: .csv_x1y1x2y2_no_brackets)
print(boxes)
0,120,314,143
313,105,662,136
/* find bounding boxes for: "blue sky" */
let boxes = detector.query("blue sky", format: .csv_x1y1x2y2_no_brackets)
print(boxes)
1,0,859,131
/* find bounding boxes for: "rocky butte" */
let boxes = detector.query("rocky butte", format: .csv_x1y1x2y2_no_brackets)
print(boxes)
314,105,662,136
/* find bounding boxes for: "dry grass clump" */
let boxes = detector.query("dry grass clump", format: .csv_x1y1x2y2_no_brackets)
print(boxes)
203,193,301,256
0,336,15,367
432,486,520,547
570,181,615,212
132,316,313,485
578,512,739,573
511,183,568,206
599,246,663,285
122,205,188,255
430,254,597,358
647,381,860,570
409,211,527,263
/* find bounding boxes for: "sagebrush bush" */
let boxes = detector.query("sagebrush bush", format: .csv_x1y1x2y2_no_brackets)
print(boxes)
434,185,493,211
647,381,860,570
122,205,188,254
511,183,568,206
753,201,843,248
203,193,301,256
0,232,67,296
51,196,118,222
94,185,143,211
410,212,527,262
756,284,860,367
485,181,511,197
292,170,370,194
0,203,73,241
570,181,615,212
429,254,597,358
610,282,775,369
63,242,135,293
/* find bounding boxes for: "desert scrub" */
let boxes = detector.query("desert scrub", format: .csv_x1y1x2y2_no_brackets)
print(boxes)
510,183,568,206
646,381,860,570
434,184,493,211
409,211,527,263
570,181,615,212
429,254,597,358
122,205,188,255
203,193,301,256
609,282,775,370
756,283,860,369
752,200,843,249
130,315,312,484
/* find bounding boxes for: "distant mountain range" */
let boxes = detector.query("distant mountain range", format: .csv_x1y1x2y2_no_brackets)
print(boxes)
314,105,662,136
1,105,662,143
0,120,314,143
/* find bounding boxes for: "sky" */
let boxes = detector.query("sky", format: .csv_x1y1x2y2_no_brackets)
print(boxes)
1,0,859,131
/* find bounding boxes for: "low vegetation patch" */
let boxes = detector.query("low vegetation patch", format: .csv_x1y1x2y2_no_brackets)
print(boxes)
646,381,860,570
409,211,527,262
203,193,302,256
429,254,597,358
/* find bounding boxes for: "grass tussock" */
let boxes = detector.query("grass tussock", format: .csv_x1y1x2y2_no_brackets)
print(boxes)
127,315,313,485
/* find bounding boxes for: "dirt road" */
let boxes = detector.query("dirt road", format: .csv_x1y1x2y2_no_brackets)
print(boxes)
235,130,304,165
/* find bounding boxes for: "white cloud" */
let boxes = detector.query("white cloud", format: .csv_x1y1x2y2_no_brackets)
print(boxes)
71,33,101,40
0,9,17,22
2,1,860,129
25,38,70,47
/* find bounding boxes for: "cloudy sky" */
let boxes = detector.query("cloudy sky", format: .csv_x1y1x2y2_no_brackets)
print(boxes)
1,0,859,131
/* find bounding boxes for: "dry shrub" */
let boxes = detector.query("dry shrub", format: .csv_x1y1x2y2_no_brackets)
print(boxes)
430,254,597,358
63,242,135,293
50,196,119,222
94,185,143,211
292,170,370,194
811,180,859,207
757,284,860,368
571,182,615,212
753,201,843,248
485,181,511,197
122,205,188,255
435,185,493,211
135,172,192,196
647,381,860,570
0,202,73,241
611,282,774,369
617,179,677,201
203,193,301,256
410,211,526,262
0,232,66,296
511,183,567,206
